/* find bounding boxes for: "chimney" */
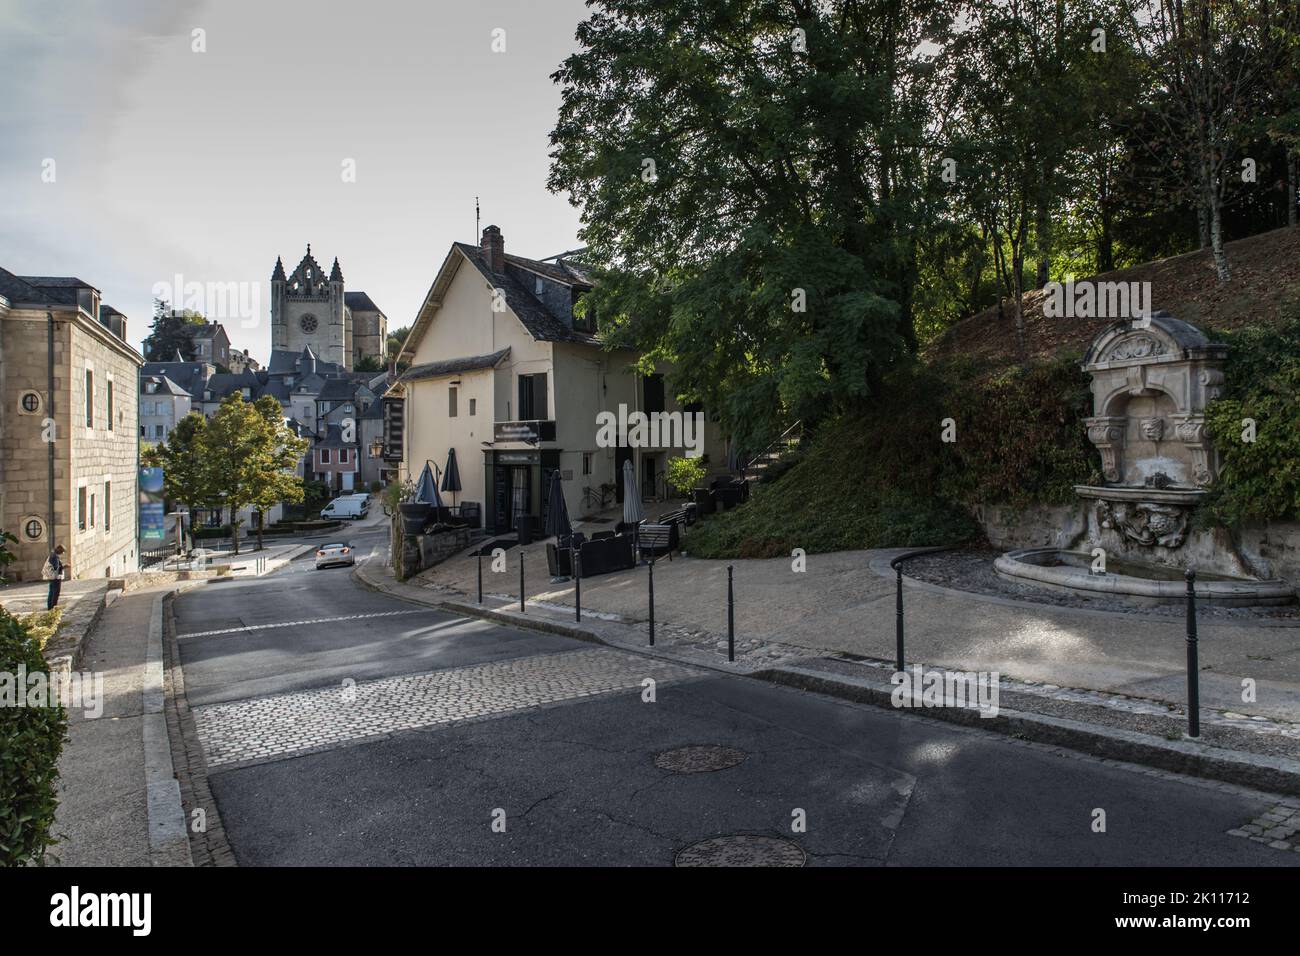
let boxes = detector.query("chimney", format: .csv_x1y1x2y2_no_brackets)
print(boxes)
481,224,505,273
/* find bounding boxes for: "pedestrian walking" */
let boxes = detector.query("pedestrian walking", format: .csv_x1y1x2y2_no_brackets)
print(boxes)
42,545,66,610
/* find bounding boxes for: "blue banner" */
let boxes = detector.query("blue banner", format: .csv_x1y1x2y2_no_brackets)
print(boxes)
140,467,165,542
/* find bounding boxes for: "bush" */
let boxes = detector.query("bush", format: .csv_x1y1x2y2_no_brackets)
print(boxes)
0,610,68,865
665,456,707,495
1203,312,1300,526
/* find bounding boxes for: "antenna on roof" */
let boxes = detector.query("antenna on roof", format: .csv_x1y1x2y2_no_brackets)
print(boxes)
475,197,480,239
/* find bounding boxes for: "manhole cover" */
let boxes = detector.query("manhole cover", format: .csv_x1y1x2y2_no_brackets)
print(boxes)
675,835,806,867
654,744,748,774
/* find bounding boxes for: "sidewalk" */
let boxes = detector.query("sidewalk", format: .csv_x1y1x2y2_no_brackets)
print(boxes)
356,533,1300,796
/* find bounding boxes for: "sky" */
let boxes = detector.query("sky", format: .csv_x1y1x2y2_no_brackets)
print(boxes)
0,0,591,361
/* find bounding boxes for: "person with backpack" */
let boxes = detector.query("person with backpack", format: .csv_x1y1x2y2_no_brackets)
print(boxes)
42,545,66,610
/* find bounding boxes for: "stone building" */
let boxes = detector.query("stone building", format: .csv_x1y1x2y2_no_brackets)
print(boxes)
0,267,143,581
139,372,192,445
269,246,387,371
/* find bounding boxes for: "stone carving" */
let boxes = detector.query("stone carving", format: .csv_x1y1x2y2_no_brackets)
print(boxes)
1097,500,1190,549
1085,417,1126,483
1104,335,1166,361
1139,417,1164,441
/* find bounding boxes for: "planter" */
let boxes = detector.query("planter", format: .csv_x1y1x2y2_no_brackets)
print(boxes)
398,502,432,535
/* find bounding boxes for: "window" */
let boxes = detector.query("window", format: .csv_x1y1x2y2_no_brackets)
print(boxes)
105,481,111,532
23,517,44,542
644,374,665,414
20,391,41,413
155,424,164,438
448,386,458,417
321,448,331,464
107,379,114,430
582,452,593,476
89,492,96,530
140,425,146,437
572,289,596,333
78,488,87,531
85,369,94,427
469,397,477,417
518,373,547,420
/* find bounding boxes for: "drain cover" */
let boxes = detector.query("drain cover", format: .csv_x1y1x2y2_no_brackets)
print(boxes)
654,744,748,774
675,835,806,867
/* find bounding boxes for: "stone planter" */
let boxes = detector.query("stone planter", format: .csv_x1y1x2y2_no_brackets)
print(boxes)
398,502,432,535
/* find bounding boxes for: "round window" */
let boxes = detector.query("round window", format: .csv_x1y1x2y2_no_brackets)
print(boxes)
22,517,45,541
20,391,41,413
300,314,318,334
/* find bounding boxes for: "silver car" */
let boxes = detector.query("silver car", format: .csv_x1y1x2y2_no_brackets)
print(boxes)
314,542,355,570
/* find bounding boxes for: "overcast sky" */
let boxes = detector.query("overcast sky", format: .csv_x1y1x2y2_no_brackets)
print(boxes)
0,0,590,360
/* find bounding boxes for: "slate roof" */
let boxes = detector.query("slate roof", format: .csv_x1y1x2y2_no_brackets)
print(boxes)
344,291,382,313
140,361,212,396
317,378,364,402
451,244,600,346
315,422,356,449
399,347,511,383
0,268,97,306
140,374,190,398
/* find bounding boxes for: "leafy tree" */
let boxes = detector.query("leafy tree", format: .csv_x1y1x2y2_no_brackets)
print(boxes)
354,355,385,373
142,413,218,547
205,395,308,553
548,0,962,451
143,300,207,362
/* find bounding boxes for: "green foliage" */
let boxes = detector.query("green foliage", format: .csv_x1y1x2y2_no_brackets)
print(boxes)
354,355,385,373
15,608,62,650
665,456,707,495
142,300,206,362
938,357,1100,507
0,610,68,866
143,413,215,518
1203,314,1300,525
687,355,1097,558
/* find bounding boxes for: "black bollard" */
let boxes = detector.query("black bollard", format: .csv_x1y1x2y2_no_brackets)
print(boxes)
574,552,582,622
1186,569,1199,737
895,565,904,673
649,559,655,646
477,551,483,604
727,565,735,662
520,556,525,614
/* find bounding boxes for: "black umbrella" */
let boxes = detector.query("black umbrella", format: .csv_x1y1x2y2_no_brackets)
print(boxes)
544,470,572,539
441,447,462,507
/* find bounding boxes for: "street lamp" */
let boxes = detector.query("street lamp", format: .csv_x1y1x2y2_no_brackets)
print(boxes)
368,438,384,459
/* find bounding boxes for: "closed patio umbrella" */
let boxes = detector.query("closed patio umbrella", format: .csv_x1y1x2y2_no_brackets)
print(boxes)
622,459,643,562
544,470,572,540
441,448,462,507
413,460,444,508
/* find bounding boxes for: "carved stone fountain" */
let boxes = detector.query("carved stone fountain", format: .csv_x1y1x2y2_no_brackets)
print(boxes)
996,313,1295,605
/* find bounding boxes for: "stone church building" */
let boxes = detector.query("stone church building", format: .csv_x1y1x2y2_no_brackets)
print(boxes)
270,245,387,370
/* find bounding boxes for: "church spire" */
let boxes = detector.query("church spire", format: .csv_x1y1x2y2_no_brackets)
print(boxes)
329,257,343,283
272,256,286,281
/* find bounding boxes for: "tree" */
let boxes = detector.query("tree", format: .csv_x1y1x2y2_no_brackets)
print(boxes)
548,0,963,451
143,300,207,362
142,413,218,548
205,395,308,553
354,355,385,373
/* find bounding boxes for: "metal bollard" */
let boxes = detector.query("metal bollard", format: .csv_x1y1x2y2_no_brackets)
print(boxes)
574,552,582,622
649,559,655,646
520,556,525,614
727,565,735,662
1186,569,1199,737
477,551,483,604
895,565,904,673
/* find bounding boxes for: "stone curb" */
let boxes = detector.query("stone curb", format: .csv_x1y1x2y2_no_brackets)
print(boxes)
751,664,1300,798
144,591,192,867
41,583,110,680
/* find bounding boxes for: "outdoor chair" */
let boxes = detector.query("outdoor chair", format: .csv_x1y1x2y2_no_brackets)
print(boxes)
637,522,679,561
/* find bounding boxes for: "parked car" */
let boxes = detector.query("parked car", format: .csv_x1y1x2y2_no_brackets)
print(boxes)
320,496,369,520
314,542,355,570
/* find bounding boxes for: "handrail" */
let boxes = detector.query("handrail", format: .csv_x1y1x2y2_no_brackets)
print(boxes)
743,420,803,473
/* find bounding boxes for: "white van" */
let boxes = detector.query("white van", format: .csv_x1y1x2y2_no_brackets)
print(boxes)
321,495,370,520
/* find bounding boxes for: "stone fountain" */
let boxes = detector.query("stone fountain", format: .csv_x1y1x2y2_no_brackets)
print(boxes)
996,312,1295,605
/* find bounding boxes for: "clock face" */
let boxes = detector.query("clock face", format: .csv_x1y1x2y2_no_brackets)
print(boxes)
299,314,318,334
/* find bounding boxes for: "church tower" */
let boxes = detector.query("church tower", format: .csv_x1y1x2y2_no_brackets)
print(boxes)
269,245,350,369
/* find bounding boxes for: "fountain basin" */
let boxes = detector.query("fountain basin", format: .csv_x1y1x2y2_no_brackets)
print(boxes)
994,548,1296,607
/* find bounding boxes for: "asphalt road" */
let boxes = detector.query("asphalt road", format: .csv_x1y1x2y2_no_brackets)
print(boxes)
171,521,1300,867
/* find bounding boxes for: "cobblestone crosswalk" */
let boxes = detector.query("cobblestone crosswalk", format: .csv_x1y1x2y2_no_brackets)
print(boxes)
193,648,703,768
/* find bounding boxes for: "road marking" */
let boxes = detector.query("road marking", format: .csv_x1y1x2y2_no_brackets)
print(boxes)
193,648,703,768
176,608,437,639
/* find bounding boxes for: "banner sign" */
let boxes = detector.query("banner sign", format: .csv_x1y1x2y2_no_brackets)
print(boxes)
140,467,166,542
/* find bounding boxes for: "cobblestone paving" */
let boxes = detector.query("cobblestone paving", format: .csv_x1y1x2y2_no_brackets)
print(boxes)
1227,803,1300,852
193,648,702,768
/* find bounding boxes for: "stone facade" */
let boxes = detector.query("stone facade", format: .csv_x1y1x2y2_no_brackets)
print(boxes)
1,275,144,582
269,247,386,372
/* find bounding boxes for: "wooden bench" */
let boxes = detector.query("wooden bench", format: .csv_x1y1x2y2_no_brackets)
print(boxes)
636,522,679,561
